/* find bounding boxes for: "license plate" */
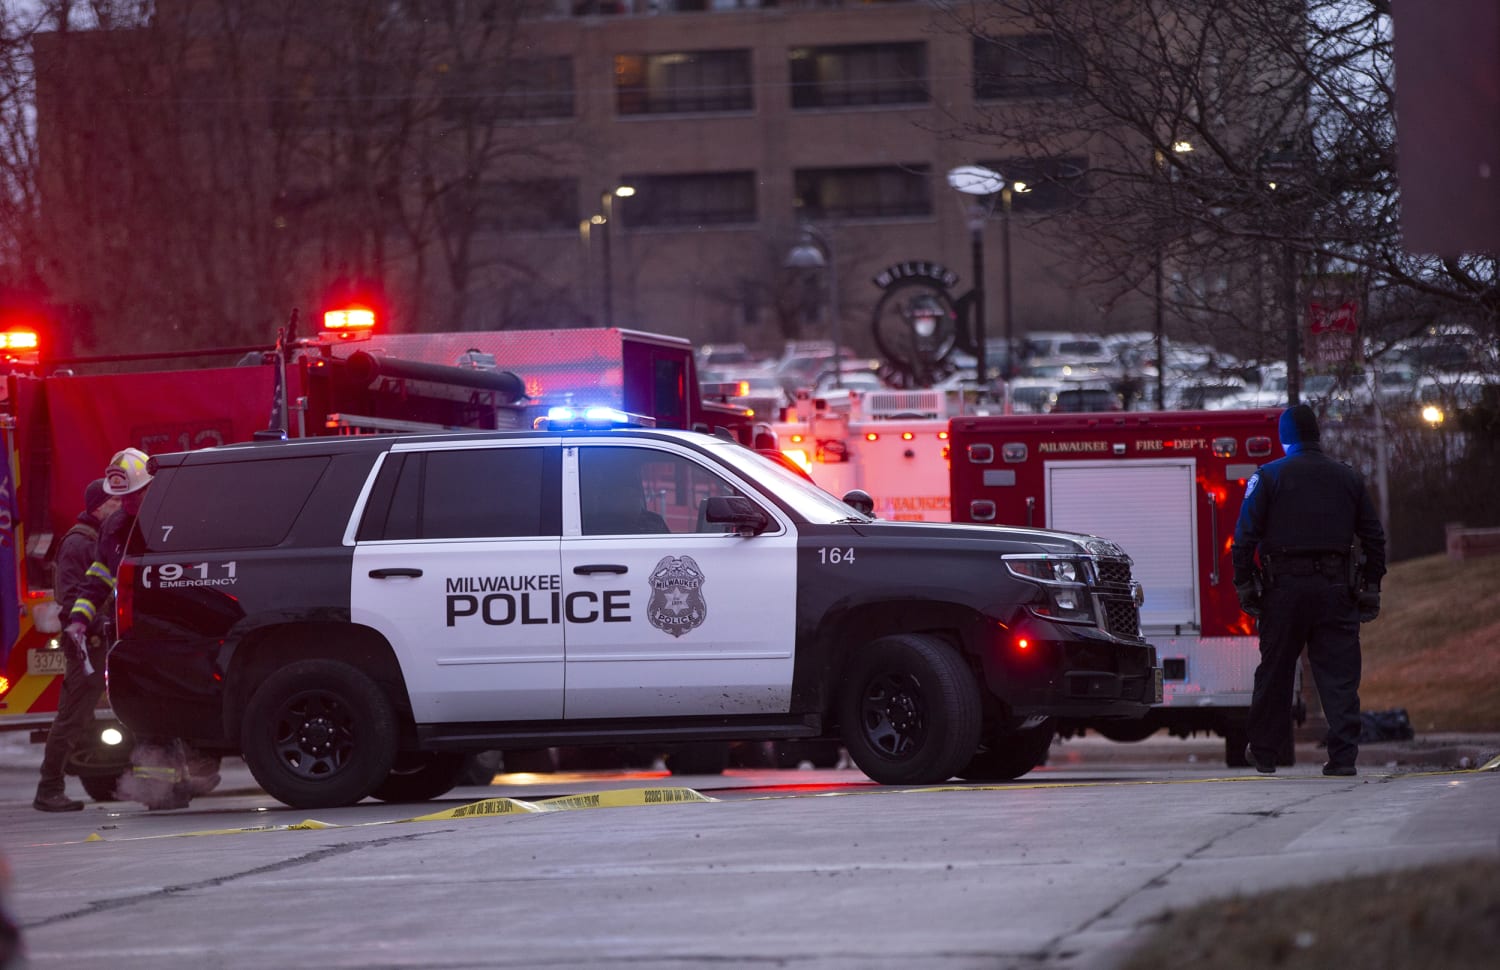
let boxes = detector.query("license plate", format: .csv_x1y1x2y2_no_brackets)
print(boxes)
1152,667,1165,704
27,648,68,676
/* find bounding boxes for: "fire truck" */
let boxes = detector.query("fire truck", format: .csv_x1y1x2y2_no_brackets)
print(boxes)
770,387,957,521
0,311,754,796
948,409,1290,766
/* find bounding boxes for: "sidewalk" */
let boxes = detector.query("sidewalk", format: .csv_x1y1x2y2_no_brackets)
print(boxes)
1048,731,1500,771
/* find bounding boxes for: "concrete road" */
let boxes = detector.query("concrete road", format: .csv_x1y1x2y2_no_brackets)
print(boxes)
3,735,1497,970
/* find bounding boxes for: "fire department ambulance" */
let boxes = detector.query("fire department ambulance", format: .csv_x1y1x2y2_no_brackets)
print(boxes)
949,409,1286,766
772,388,955,521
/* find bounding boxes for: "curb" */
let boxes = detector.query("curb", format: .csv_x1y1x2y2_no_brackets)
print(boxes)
1355,741,1499,771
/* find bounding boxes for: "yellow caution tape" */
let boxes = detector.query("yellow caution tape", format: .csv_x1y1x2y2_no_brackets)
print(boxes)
82,787,715,842
534,787,716,811
405,797,542,821
77,760,1496,845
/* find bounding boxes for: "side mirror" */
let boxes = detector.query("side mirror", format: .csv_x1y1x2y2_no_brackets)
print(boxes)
842,489,875,516
704,495,770,535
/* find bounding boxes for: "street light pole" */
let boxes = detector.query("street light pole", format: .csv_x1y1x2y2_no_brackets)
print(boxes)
578,218,596,324
786,223,841,388
1000,183,1018,411
947,165,1025,411
599,184,635,329
967,204,987,396
1154,248,1165,410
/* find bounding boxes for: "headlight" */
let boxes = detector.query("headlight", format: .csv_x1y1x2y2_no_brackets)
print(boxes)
1004,555,1096,624
1004,556,1085,584
1035,586,1095,623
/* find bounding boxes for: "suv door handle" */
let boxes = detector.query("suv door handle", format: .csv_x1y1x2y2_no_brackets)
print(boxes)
574,564,627,575
369,568,423,579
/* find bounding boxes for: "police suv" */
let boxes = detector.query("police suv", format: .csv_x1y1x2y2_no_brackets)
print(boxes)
107,409,1160,808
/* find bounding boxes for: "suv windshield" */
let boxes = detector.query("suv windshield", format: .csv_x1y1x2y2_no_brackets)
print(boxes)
708,440,872,523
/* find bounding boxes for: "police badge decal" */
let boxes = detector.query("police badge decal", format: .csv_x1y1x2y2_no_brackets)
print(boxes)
647,555,707,638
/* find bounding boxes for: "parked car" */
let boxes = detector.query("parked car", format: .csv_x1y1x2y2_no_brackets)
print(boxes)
1050,386,1125,413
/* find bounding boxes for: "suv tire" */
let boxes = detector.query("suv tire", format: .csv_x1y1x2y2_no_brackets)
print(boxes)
240,659,397,809
957,719,1055,781
839,634,982,785
370,752,466,803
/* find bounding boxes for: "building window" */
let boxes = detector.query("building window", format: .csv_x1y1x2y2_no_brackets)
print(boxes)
446,178,579,232
973,33,1085,100
618,171,756,227
788,42,928,109
794,165,932,220
615,49,753,115
438,57,574,122
977,156,1089,213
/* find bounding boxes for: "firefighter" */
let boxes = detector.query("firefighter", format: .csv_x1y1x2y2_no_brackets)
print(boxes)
32,479,120,812
1231,404,1386,776
61,447,192,810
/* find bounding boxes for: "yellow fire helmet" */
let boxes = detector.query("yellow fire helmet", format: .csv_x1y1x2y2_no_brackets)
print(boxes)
103,447,152,496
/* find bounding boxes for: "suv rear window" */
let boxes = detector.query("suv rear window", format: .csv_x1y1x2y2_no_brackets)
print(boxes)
359,446,557,540
146,456,330,551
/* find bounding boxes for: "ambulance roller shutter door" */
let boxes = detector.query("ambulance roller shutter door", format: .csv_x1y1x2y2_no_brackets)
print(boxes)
1046,460,1200,631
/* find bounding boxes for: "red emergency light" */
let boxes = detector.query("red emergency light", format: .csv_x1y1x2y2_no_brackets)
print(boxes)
0,329,39,351
322,306,377,339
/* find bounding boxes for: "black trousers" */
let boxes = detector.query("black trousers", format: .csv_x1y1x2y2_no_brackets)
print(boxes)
37,638,109,797
1249,573,1363,768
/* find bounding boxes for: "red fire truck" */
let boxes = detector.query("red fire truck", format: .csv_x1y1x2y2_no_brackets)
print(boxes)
948,409,1290,767
0,313,753,795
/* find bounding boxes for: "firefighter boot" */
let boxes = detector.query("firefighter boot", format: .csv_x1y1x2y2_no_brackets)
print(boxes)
33,791,84,813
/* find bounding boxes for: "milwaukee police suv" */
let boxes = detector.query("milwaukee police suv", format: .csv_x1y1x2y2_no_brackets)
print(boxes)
107,408,1159,808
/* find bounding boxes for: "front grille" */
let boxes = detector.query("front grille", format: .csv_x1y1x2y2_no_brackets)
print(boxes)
1096,559,1132,585
1102,597,1141,639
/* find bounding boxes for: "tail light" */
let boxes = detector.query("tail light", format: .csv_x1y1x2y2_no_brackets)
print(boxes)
115,559,137,641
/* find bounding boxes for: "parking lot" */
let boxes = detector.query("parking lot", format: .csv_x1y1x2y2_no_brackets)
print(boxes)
5,734,1497,969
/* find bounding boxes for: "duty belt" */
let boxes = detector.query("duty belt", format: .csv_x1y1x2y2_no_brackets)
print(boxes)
1264,552,1347,582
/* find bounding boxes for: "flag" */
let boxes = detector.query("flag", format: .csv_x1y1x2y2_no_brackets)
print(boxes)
0,424,21,668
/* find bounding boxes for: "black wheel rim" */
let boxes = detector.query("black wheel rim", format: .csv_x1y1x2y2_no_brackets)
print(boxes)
859,670,926,757
270,689,358,781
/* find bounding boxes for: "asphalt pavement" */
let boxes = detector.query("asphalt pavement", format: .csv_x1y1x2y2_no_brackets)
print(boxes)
3,729,1498,801
4,729,1498,970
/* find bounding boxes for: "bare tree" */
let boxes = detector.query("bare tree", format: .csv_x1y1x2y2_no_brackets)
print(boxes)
12,0,589,356
935,0,1497,364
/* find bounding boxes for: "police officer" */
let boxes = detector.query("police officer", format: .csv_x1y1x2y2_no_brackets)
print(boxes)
33,479,120,812
1231,404,1386,776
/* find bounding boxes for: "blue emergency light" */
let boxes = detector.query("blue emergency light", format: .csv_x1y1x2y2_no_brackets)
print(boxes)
538,406,657,431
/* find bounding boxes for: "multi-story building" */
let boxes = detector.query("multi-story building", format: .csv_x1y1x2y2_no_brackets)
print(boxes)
33,0,1146,359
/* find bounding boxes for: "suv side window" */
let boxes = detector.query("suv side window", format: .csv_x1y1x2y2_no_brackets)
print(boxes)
579,445,747,536
360,446,558,540
144,456,330,551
